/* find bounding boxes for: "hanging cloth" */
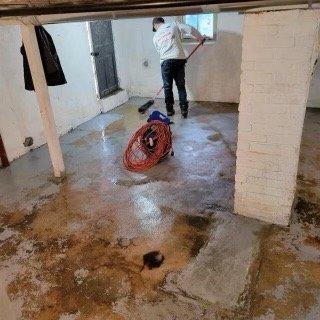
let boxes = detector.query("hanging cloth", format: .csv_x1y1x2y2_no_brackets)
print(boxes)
21,26,67,91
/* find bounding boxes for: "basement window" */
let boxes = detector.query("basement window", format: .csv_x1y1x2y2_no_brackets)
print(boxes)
181,13,217,42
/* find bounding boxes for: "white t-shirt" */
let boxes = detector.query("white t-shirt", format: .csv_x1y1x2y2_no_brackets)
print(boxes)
153,21,202,63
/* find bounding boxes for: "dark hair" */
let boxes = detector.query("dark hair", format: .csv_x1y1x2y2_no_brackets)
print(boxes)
152,17,165,32
153,17,165,25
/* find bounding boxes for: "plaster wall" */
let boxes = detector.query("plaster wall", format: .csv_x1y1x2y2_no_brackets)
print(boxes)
0,22,101,161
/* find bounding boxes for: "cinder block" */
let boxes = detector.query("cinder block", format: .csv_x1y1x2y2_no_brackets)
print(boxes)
237,115,252,132
239,90,254,102
261,10,299,25
238,131,267,143
267,94,307,105
244,10,298,27
251,93,269,104
238,102,253,113
254,60,294,73
253,103,287,114
253,192,292,207
274,47,314,61
251,123,297,136
236,140,251,152
235,200,291,225
236,149,283,164
242,15,259,27
242,61,255,71
236,191,293,211
250,142,296,156
242,71,273,85
262,170,298,182
247,176,294,190
250,113,296,127
249,184,289,198
241,46,274,61
254,35,295,49
294,23,317,37
248,25,280,36
295,34,318,48
236,166,264,178
235,172,248,184
253,84,273,94
277,25,295,37
266,133,299,145
255,83,306,95
236,158,279,171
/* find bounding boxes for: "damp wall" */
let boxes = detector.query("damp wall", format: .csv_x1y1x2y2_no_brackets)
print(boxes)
0,22,100,162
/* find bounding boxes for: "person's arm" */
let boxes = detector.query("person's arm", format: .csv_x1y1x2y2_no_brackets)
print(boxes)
153,37,160,54
177,22,205,44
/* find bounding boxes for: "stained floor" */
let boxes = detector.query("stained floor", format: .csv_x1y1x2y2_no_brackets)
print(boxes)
0,98,319,320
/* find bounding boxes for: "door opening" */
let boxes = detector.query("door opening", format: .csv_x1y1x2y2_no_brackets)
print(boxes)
90,20,119,98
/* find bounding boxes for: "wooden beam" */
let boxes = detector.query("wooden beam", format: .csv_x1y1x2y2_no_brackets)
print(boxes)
0,0,316,20
20,25,65,178
0,133,9,168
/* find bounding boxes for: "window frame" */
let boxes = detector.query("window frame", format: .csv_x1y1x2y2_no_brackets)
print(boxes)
178,13,218,43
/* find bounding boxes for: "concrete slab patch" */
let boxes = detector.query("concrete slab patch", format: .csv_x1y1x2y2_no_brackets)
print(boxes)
164,211,265,308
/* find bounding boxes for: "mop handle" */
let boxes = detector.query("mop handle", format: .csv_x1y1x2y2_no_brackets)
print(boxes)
153,86,164,100
153,40,205,100
186,39,205,61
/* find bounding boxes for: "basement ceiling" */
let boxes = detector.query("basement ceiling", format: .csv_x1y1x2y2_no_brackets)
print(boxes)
0,0,319,25
0,0,318,17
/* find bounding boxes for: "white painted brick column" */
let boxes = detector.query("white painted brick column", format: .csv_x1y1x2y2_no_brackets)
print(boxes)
235,10,320,225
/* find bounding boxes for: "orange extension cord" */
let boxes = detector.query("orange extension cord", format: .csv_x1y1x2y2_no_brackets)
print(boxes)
123,120,172,172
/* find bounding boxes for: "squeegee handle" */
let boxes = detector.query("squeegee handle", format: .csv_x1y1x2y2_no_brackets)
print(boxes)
153,40,205,100
153,86,164,100
186,39,205,61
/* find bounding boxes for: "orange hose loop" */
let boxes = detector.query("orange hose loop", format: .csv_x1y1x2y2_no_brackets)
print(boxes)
123,120,172,172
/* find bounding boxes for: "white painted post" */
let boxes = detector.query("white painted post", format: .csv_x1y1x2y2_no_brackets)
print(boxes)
20,25,65,178
235,10,320,225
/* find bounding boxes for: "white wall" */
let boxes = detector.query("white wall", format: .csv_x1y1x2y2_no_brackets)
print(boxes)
0,14,243,162
0,22,100,162
112,13,243,103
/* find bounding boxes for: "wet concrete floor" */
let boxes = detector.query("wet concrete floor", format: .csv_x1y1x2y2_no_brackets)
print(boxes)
0,98,319,320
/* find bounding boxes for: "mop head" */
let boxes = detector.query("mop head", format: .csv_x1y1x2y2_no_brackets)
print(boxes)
123,112,173,172
138,99,154,113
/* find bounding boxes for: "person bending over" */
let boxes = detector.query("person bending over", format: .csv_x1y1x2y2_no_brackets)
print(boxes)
152,17,205,118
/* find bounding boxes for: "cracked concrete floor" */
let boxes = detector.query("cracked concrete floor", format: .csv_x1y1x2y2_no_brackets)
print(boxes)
0,98,320,320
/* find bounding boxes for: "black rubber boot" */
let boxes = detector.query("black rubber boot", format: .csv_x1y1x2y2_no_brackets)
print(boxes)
180,104,189,118
166,105,175,117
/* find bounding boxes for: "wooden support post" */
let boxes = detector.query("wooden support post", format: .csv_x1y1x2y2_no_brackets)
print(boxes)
20,25,65,178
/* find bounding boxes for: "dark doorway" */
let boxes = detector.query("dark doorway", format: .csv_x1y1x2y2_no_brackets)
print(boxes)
90,20,119,98
0,133,9,168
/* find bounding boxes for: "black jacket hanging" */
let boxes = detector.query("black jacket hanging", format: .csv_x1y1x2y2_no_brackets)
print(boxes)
21,26,67,91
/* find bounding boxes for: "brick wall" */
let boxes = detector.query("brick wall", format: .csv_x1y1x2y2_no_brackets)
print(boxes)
235,10,320,225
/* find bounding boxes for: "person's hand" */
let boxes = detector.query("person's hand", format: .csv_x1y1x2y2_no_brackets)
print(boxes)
200,37,206,45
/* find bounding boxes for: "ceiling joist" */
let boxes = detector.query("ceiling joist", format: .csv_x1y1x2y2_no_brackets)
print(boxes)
0,0,318,24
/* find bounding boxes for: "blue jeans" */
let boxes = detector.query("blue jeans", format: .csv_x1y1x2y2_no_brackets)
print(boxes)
161,59,188,112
